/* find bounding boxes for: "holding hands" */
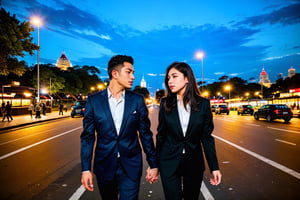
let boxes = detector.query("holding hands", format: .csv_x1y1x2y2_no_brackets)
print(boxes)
146,167,159,184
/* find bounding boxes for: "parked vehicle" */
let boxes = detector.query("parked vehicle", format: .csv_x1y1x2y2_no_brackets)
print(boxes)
211,105,217,112
237,105,254,115
71,100,87,118
215,105,230,115
253,104,293,122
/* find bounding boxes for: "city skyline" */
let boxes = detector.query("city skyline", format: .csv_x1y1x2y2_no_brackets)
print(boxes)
2,0,300,95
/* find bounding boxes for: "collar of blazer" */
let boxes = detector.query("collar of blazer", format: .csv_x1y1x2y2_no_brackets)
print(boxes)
99,89,134,136
162,96,206,138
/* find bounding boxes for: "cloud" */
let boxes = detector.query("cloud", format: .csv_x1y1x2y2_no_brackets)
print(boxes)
262,52,298,61
74,29,111,40
214,72,224,75
147,73,157,76
235,3,300,27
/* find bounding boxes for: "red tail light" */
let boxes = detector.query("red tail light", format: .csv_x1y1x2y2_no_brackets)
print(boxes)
274,109,279,114
82,108,85,112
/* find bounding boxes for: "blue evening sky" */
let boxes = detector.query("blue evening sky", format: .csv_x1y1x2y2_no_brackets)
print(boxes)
3,0,300,95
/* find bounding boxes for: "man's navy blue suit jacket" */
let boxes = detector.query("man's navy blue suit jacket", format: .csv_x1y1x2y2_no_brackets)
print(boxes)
80,89,157,182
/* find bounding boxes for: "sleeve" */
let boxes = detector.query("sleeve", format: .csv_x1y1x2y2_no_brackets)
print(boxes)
137,96,158,169
200,99,220,172
80,97,96,172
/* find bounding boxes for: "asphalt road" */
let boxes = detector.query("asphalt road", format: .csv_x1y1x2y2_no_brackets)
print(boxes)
0,108,299,200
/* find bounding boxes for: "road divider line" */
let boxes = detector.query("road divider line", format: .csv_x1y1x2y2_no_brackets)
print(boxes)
201,181,214,200
275,139,296,146
69,179,214,200
245,123,260,127
0,127,82,161
69,185,85,200
213,134,300,180
267,127,300,134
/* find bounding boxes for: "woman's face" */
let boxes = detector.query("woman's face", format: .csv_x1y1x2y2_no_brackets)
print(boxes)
167,67,188,95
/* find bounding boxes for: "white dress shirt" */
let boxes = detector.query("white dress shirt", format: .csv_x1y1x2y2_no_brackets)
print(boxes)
177,96,191,153
108,89,125,135
177,96,191,137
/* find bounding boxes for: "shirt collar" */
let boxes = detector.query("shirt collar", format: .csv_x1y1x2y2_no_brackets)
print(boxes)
107,88,125,99
177,95,190,111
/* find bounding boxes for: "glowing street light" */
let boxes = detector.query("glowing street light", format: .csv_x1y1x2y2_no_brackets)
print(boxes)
31,16,42,102
245,92,249,99
225,85,231,105
203,91,209,97
195,51,205,92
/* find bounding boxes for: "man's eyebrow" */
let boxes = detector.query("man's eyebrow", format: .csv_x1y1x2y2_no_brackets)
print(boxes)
125,68,134,73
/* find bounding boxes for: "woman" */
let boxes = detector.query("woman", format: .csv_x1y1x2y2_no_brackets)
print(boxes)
156,62,221,200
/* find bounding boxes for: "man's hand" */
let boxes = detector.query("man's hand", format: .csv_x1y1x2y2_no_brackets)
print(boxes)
146,167,159,184
81,171,94,191
210,170,222,186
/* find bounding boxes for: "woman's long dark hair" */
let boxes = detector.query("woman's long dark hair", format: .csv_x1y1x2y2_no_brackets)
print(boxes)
164,62,201,114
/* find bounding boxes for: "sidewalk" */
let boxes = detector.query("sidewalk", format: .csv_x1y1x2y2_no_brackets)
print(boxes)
0,110,70,131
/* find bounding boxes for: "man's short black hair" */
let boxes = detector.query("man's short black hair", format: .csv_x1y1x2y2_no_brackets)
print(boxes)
107,55,134,79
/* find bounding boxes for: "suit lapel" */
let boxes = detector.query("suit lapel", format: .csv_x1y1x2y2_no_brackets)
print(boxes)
100,89,117,135
185,96,201,137
185,110,195,137
119,91,132,136
171,105,185,138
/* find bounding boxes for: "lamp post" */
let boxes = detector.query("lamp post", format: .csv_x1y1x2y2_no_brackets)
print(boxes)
225,85,231,106
195,51,204,92
31,17,42,103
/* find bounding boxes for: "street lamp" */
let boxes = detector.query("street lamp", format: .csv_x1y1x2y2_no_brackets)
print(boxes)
31,17,42,102
195,51,205,92
225,85,231,106
245,92,249,99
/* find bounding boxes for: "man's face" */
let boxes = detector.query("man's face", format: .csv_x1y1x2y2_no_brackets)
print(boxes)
114,62,135,89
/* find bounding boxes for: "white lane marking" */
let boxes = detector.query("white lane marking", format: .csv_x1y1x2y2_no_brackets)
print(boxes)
213,134,300,180
245,123,260,127
275,139,296,146
68,185,86,200
0,127,82,160
201,181,215,200
267,127,300,134
70,180,215,200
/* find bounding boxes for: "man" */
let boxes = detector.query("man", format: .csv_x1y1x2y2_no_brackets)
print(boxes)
81,55,158,200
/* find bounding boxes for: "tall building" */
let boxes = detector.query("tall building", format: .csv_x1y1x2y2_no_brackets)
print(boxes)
259,65,271,88
141,74,146,88
288,66,296,78
56,51,72,70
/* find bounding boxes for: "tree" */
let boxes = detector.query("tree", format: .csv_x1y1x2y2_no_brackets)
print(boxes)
0,8,38,76
219,75,229,82
155,89,165,103
31,64,65,94
133,86,150,99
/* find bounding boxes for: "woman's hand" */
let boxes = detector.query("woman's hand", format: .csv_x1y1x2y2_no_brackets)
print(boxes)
210,170,222,186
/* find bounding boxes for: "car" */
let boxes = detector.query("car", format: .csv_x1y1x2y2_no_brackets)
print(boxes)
71,100,87,118
237,105,254,115
211,105,217,112
253,104,293,122
215,105,230,115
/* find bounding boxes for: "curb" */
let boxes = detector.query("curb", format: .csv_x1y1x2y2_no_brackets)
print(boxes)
0,116,70,131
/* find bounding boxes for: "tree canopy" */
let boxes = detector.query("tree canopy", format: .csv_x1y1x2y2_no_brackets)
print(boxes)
0,7,38,76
